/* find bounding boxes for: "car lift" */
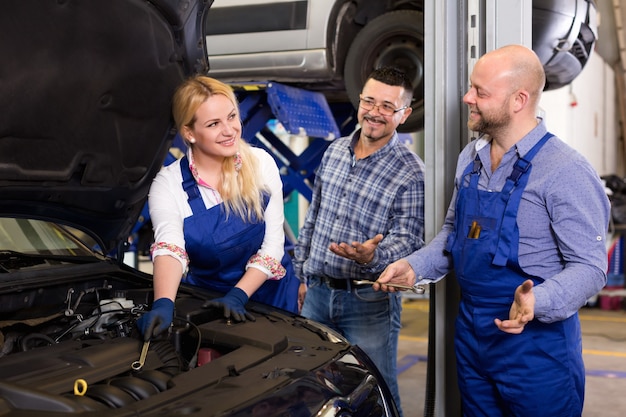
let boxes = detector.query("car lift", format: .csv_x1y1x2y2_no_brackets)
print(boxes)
234,82,356,201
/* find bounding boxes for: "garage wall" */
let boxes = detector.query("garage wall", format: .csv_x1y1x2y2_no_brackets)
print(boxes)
539,51,621,177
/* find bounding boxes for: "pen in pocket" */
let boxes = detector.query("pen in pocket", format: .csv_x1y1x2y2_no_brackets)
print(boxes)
468,220,481,239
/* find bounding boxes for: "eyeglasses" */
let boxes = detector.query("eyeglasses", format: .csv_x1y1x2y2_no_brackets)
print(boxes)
359,96,409,116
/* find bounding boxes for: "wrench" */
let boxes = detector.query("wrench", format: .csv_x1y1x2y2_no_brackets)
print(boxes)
353,280,426,294
131,340,150,371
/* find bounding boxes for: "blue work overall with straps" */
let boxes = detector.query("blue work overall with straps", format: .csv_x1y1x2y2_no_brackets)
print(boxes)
179,156,299,313
446,133,585,416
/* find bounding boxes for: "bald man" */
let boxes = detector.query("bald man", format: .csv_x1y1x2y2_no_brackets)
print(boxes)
376,45,610,416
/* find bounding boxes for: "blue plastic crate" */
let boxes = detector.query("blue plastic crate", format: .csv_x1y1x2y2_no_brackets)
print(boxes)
266,82,341,140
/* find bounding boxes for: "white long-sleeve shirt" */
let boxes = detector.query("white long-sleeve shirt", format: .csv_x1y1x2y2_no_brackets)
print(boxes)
148,147,287,278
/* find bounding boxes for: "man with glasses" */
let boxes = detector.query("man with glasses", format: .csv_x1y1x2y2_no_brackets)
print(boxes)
294,66,425,417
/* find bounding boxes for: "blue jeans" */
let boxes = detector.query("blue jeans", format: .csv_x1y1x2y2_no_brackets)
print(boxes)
301,276,403,417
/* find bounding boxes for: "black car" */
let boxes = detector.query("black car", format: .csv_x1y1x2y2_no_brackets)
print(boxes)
0,1,398,416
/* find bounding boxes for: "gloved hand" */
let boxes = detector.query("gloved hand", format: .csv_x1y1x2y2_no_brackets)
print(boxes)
136,297,174,341
202,287,255,322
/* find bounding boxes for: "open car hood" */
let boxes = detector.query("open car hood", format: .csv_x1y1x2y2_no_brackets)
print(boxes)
0,0,210,253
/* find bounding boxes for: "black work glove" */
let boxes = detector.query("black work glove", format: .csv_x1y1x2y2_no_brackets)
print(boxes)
136,297,174,341
202,287,255,322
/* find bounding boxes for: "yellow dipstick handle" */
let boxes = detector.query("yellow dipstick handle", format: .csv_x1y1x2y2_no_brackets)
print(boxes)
73,378,88,396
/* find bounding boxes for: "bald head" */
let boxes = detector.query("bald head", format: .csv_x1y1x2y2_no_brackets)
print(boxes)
477,45,545,104
464,44,546,139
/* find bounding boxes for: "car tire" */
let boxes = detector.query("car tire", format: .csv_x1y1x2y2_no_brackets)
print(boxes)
344,9,425,133
531,0,598,90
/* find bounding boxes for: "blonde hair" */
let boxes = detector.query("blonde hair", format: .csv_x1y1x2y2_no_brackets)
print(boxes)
172,75,267,221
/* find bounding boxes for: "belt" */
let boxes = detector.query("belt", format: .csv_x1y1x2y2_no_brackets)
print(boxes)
319,276,368,291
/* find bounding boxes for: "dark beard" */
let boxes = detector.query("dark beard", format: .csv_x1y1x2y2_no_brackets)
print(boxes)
468,103,511,135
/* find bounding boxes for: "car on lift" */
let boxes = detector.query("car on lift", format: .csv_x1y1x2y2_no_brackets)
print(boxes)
204,0,425,132
0,1,399,416
204,0,598,133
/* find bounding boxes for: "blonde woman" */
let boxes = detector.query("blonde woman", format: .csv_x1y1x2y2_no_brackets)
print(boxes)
137,76,299,340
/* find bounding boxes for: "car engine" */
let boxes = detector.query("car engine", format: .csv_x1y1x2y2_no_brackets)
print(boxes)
0,269,396,417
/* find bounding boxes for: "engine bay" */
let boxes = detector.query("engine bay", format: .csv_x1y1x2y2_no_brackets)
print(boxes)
0,267,353,415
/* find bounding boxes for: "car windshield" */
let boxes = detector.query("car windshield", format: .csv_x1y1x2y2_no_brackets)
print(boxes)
0,218,96,258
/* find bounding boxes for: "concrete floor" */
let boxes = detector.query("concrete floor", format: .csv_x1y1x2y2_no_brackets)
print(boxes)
396,296,626,417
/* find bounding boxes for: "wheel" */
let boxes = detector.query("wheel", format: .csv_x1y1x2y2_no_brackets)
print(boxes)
531,0,598,90
344,10,424,133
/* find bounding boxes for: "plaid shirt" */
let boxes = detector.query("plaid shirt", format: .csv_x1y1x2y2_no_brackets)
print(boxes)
294,129,425,282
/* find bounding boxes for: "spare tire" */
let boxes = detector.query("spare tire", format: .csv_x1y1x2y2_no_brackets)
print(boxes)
344,10,425,133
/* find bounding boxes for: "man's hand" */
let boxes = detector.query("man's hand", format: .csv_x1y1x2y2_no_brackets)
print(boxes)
298,283,307,313
373,259,416,292
494,279,535,334
329,234,383,265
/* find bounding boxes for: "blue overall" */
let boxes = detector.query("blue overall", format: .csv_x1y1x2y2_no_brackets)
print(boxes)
445,134,585,417
178,157,299,313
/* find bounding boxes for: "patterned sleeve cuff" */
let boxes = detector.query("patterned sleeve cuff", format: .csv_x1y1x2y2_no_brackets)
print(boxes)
248,254,286,280
150,242,189,266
